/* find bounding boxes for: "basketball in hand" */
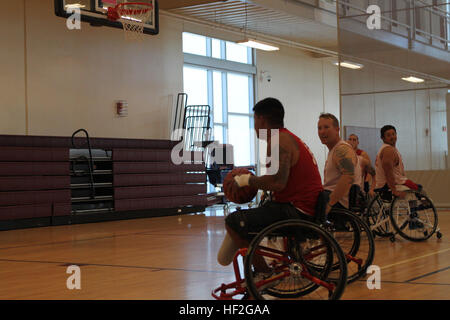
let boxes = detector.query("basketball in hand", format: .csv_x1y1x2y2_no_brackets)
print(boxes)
223,168,258,204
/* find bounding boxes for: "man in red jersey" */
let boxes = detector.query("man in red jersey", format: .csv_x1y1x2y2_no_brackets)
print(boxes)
217,98,323,268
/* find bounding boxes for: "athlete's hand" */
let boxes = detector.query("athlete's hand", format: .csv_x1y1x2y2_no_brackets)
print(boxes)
234,174,251,187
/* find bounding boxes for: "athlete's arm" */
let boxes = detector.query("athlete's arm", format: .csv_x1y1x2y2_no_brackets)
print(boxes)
366,164,376,177
360,150,370,164
380,146,403,196
329,144,356,207
360,156,376,177
248,133,293,192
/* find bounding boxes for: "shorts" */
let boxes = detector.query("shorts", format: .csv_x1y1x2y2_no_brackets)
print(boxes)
375,181,422,201
225,201,314,241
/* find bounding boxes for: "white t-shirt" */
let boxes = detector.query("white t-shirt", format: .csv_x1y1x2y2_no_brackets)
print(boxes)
375,143,407,189
323,140,357,208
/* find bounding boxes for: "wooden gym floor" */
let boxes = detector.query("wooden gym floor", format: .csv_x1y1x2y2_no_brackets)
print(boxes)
0,207,448,300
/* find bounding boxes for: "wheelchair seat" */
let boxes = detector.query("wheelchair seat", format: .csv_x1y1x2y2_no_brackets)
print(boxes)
374,185,393,202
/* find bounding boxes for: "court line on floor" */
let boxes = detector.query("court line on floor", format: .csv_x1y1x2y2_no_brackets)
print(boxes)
380,248,450,271
405,266,450,283
354,279,450,286
0,229,223,251
0,258,233,275
0,217,225,251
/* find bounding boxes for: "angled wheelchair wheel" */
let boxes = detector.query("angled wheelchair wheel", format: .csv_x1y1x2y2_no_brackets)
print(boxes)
390,191,438,242
326,208,375,283
243,219,347,300
365,195,393,238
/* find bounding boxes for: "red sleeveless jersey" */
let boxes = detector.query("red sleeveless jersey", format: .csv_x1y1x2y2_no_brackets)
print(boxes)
272,128,323,216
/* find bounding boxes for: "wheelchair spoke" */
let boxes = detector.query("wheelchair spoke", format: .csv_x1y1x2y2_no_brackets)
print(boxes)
390,190,439,241
345,254,363,266
300,270,335,292
243,220,347,300
399,219,409,231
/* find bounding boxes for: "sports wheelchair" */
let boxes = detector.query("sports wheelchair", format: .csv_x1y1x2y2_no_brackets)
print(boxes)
361,185,442,242
211,190,375,300
325,205,375,284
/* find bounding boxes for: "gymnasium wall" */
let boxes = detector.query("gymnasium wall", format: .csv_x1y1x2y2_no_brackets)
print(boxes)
447,93,450,169
340,64,448,171
183,22,340,176
0,1,26,135
255,49,339,177
0,0,341,175
1,0,184,140
405,170,450,208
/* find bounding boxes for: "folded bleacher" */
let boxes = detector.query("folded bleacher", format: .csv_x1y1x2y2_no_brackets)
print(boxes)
0,134,207,231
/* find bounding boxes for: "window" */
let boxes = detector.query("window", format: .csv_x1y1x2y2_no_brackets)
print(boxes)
225,41,251,64
447,2,450,45
182,66,208,105
182,32,253,64
182,32,207,56
182,32,256,168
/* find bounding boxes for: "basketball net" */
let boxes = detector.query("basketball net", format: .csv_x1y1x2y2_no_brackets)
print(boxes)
107,2,153,41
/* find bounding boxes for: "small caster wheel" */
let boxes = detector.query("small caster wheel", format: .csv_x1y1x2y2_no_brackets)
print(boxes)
390,235,396,243
437,231,442,239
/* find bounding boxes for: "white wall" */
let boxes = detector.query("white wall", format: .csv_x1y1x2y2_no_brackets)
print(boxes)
0,1,26,134
1,0,184,139
340,64,448,171
255,48,339,177
448,93,450,169
176,21,340,174
1,0,340,175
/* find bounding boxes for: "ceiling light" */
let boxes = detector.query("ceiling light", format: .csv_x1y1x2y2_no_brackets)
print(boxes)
334,61,364,69
236,39,280,51
401,76,425,83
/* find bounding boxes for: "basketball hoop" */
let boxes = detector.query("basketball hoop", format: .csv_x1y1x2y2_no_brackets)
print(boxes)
107,2,153,41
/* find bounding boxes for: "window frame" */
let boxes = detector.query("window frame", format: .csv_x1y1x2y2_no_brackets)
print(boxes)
182,32,257,167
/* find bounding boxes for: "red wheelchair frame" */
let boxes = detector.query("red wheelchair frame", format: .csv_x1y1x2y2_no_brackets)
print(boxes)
211,236,337,300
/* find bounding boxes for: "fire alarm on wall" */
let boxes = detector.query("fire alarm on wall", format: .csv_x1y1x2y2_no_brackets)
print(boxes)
116,100,128,117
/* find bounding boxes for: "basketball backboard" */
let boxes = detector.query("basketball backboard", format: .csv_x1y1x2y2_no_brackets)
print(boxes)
55,0,159,35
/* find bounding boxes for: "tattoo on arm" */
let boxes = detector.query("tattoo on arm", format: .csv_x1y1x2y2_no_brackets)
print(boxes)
274,145,290,187
366,164,376,177
334,145,355,176
328,145,355,205
248,144,291,192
